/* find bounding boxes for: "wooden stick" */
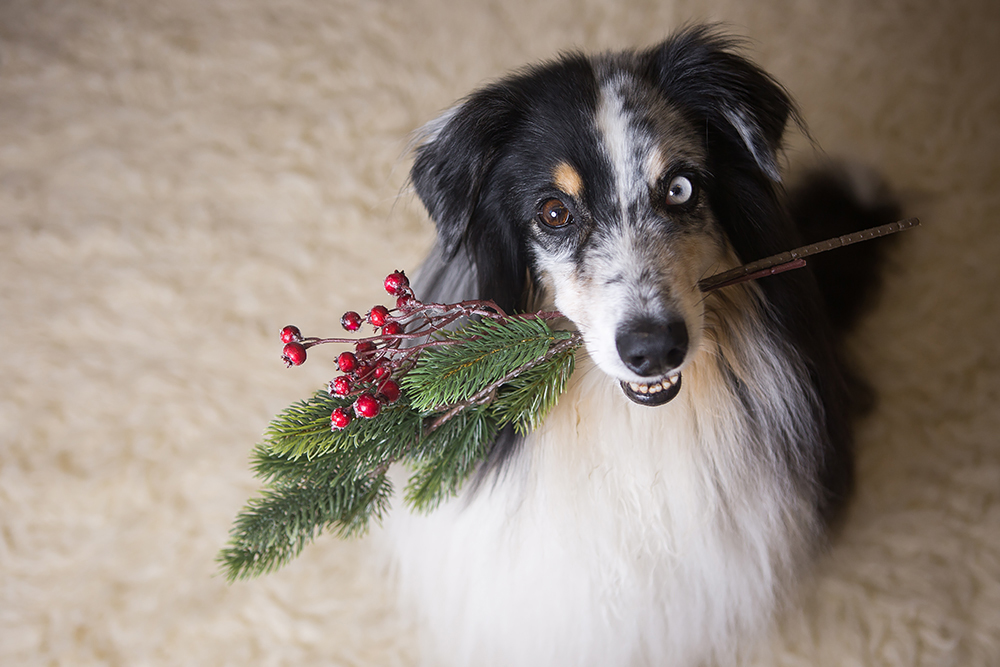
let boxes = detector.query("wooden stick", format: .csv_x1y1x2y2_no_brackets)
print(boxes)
698,217,920,293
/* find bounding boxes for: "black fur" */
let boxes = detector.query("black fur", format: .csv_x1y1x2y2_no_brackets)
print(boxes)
411,53,601,315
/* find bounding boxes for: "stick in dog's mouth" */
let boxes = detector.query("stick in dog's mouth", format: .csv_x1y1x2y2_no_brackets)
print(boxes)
610,218,920,408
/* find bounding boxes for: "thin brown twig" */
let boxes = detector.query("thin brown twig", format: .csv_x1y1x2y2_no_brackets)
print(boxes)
697,217,920,292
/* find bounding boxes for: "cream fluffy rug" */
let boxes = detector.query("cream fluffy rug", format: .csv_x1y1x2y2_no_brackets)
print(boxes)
2,0,998,664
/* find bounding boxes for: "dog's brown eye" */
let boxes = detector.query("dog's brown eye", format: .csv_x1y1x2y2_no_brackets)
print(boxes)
537,198,573,228
666,175,695,206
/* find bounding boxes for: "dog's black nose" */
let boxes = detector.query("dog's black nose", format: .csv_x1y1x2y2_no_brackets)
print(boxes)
616,317,688,377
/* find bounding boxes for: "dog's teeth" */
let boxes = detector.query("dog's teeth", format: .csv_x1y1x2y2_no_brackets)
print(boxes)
627,375,680,396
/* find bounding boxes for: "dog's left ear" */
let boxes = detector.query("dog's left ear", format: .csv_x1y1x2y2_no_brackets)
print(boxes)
646,26,795,181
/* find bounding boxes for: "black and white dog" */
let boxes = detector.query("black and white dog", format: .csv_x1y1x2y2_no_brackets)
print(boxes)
384,26,898,667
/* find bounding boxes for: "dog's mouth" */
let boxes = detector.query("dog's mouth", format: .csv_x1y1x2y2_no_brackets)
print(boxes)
619,371,682,406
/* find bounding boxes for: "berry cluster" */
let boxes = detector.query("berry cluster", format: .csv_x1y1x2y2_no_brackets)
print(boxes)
278,270,510,432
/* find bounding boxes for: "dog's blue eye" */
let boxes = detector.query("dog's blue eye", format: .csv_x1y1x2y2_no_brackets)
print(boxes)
666,175,694,205
537,198,573,228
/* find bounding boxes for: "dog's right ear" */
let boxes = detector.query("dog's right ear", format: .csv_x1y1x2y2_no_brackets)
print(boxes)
410,88,522,256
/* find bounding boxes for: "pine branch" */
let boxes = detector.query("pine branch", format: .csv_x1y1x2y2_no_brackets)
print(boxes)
402,317,576,413
491,342,577,435
222,315,584,581
218,472,393,582
264,390,422,462
261,391,346,459
404,406,498,512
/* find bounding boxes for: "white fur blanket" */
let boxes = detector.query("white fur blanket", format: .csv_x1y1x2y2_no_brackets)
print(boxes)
2,0,998,664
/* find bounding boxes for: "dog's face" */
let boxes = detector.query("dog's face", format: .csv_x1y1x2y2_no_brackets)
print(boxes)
519,72,725,405
412,28,795,406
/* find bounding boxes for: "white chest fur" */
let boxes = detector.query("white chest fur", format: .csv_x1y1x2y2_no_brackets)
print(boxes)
382,343,822,667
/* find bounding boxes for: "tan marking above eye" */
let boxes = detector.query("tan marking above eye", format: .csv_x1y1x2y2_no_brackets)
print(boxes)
553,162,584,199
537,198,573,228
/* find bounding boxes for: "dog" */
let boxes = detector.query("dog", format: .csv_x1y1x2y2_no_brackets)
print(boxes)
382,25,899,667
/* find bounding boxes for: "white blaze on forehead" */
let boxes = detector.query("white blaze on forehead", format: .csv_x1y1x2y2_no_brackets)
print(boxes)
595,77,658,212
531,75,719,385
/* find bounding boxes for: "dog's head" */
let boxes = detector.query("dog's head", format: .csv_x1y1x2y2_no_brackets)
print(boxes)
411,27,799,406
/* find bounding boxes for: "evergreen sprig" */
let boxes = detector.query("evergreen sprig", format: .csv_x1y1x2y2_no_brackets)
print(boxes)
220,297,583,582
219,470,393,581
403,317,576,413
403,405,497,511
265,390,422,462
491,343,577,434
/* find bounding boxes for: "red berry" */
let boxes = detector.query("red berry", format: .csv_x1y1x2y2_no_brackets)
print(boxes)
353,363,373,380
384,271,410,297
382,321,403,336
378,379,401,403
337,351,358,373
331,407,352,430
282,342,307,367
353,393,381,419
368,305,390,327
341,311,363,332
373,365,391,380
355,340,377,355
396,294,414,310
330,376,352,396
280,325,302,344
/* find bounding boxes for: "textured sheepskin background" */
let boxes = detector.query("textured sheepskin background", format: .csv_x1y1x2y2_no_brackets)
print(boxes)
1,0,998,664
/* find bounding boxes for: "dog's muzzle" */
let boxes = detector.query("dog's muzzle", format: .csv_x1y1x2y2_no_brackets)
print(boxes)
615,317,688,406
